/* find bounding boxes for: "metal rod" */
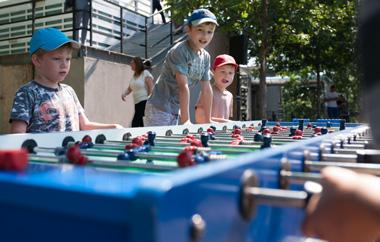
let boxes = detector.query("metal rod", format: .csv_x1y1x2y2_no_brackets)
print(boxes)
145,17,148,59
319,153,357,162
120,7,123,52
281,170,322,184
327,147,362,154
239,170,322,221
170,13,173,45
31,0,36,33
89,0,92,46
307,161,380,176
151,136,297,145
29,154,175,171
246,187,308,208
92,142,247,155
33,145,227,164
102,140,262,151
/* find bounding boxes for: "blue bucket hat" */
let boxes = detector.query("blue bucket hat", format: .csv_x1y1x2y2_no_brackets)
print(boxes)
29,28,80,56
187,9,218,26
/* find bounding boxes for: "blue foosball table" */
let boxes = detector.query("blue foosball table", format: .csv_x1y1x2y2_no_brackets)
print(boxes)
0,120,375,242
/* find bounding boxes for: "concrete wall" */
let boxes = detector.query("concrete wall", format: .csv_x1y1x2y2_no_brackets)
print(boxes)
82,57,134,127
207,31,230,63
0,64,33,134
266,86,282,119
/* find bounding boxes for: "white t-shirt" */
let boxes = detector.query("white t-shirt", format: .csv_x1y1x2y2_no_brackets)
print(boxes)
325,91,339,108
129,70,153,104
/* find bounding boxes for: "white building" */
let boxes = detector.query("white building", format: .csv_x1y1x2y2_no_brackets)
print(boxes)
0,0,157,55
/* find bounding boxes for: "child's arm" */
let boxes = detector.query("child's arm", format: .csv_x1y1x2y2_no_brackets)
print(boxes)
195,94,209,124
10,120,27,133
79,113,123,130
176,72,191,124
199,80,213,123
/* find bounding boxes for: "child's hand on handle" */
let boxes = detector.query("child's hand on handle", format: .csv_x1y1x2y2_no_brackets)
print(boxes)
302,166,380,242
182,120,193,125
112,124,124,129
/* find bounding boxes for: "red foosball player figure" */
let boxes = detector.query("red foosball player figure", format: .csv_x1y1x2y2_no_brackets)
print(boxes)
0,149,28,171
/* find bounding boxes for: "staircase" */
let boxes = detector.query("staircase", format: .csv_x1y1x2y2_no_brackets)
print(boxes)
109,22,186,64
0,0,184,65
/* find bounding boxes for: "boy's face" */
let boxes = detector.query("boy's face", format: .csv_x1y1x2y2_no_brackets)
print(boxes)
213,64,236,90
187,23,216,51
33,47,72,85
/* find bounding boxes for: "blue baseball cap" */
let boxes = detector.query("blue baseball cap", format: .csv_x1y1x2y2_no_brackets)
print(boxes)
187,9,218,26
29,28,80,56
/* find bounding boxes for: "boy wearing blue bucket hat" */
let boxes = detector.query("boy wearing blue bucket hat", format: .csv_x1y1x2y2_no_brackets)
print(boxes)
144,9,218,126
10,28,122,133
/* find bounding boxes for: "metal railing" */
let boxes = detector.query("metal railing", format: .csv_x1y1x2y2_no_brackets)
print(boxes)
104,0,177,58
0,0,183,60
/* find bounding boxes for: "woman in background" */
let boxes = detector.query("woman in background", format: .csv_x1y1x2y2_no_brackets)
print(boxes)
122,57,154,127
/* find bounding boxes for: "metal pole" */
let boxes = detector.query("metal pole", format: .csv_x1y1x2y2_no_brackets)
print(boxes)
170,13,173,45
31,0,36,33
89,0,92,46
145,16,148,59
120,7,123,53
72,1,77,41
236,67,242,120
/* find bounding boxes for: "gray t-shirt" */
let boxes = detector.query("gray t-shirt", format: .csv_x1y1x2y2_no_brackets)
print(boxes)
10,81,84,133
148,39,211,114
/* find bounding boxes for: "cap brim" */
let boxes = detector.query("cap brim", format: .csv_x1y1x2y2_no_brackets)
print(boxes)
191,18,219,26
44,39,80,51
31,40,80,55
215,62,238,70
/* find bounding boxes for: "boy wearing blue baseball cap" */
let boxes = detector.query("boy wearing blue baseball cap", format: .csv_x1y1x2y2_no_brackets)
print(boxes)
144,9,218,126
9,28,122,133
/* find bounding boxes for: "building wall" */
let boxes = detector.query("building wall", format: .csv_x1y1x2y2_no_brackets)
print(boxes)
82,57,134,127
0,0,152,55
0,63,33,134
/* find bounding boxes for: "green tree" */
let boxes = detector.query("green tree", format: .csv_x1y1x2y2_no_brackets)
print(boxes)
281,77,315,121
270,1,358,119
166,0,359,120
167,0,277,119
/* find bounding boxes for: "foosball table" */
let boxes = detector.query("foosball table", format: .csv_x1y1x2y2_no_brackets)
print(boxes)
0,120,376,242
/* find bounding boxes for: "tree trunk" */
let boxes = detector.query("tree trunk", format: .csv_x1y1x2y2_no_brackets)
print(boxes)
258,49,267,119
316,65,321,118
257,0,269,119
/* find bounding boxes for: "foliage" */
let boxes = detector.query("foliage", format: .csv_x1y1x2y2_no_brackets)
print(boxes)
281,77,316,120
166,0,359,120
270,1,359,118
